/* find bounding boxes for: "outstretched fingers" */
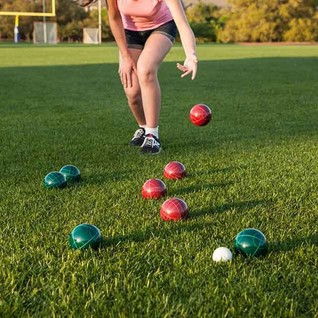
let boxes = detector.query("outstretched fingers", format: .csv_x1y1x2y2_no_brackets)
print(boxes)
177,63,192,78
176,56,198,80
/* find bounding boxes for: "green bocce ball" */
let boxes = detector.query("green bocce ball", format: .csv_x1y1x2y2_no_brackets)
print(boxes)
59,164,81,182
69,224,102,250
234,228,268,257
43,171,67,189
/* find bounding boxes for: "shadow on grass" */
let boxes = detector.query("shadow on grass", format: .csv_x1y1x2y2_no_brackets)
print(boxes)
270,234,318,253
79,171,134,186
101,221,209,248
171,181,233,196
1,57,318,151
191,199,269,219
190,165,248,176
101,199,270,248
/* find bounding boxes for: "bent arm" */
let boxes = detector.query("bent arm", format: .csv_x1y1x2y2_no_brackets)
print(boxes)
106,0,136,87
106,0,130,58
164,0,196,57
164,0,197,79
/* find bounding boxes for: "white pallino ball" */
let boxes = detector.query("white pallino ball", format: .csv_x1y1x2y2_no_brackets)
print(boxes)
212,247,233,262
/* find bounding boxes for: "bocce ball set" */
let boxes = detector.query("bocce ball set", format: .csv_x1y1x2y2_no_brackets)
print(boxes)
43,164,81,189
42,104,269,260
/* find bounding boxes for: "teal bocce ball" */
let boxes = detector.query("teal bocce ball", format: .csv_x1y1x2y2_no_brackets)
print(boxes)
69,224,102,250
43,171,67,189
59,165,81,182
234,228,268,257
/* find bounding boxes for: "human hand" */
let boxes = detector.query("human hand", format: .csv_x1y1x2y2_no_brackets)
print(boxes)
176,54,198,80
118,55,136,88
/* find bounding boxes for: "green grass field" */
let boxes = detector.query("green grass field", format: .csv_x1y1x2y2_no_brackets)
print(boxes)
0,43,317,317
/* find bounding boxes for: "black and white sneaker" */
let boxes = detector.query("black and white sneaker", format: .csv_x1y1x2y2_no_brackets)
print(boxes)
129,128,145,147
140,134,162,154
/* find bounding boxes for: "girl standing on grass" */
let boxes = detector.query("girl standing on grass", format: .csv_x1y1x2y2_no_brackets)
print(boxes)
80,0,198,154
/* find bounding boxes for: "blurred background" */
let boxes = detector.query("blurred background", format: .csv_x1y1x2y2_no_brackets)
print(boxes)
0,0,317,44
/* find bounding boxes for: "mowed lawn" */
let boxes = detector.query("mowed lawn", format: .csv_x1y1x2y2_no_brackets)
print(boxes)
0,43,317,317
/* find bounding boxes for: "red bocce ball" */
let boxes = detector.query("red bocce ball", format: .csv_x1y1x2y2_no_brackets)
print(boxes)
160,197,189,221
163,161,186,180
189,104,212,126
142,178,167,199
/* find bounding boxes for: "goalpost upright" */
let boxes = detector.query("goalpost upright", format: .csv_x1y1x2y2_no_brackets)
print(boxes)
0,0,56,43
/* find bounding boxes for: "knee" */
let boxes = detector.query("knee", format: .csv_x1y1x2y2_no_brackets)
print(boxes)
137,64,157,85
126,89,141,106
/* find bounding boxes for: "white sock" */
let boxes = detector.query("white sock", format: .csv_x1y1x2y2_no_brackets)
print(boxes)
139,124,146,129
145,126,159,139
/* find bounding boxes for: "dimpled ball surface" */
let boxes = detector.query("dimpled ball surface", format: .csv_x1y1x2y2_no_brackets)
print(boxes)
189,104,212,126
43,171,67,189
59,164,81,182
163,161,186,180
160,197,189,221
234,228,268,257
69,224,102,250
142,178,167,199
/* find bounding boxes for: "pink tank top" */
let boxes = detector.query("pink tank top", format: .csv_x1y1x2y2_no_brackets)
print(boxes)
117,0,173,31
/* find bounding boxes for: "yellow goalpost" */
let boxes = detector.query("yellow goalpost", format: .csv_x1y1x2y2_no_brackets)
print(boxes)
0,0,56,17
0,0,56,42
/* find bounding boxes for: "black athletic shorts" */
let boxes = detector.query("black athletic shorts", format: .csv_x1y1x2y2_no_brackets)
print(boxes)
124,20,178,50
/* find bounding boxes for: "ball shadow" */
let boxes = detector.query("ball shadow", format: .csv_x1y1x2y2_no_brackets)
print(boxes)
171,181,233,196
80,170,133,186
101,199,270,248
101,221,209,248
192,165,248,176
269,234,318,254
191,199,271,219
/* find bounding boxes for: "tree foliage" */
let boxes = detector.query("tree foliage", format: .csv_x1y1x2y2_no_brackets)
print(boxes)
56,0,88,41
186,2,223,42
0,0,110,42
218,0,318,42
0,0,318,43
0,0,39,40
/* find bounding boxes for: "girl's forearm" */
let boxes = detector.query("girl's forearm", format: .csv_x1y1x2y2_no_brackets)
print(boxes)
179,28,196,57
106,0,130,58
108,16,130,58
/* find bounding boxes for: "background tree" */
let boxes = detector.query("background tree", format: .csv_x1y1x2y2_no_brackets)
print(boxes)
0,0,88,42
186,2,222,42
218,0,318,42
82,7,113,41
54,0,88,41
280,0,318,41
0,0,38,41
0,0,114,42
1,0,318,43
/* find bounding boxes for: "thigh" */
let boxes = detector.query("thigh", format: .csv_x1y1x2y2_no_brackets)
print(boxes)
137,33,173,71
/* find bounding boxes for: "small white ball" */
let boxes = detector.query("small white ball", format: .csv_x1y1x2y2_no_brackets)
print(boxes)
212,247,233,262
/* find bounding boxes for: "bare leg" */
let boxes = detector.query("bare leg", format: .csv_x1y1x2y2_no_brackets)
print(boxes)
136,34,173,128
120,49,145,126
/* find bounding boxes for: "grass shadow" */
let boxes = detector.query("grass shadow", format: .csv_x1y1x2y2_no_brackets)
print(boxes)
1,56,318,148
101,221,209,248
171,181,233,196
190,165,248,176
101,199,270,248
82,170,134,186
270,234,318,253
191,199,270,219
